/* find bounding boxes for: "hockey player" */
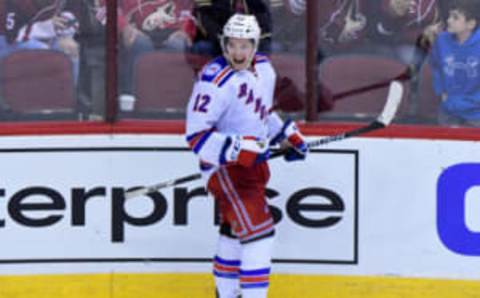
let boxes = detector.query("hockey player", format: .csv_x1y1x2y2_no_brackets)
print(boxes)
185,13,307,298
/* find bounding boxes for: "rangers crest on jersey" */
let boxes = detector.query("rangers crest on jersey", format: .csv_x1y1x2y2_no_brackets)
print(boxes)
200,57,236,87
204,62,222,77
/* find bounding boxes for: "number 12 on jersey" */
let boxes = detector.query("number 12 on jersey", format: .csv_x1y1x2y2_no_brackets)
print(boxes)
193,94,211,113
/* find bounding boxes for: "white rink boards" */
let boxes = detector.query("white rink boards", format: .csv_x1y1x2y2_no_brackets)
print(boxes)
0,133,479,297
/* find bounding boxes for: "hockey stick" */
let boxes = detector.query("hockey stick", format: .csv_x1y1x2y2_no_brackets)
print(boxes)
125,173,203,199
124,81,403,200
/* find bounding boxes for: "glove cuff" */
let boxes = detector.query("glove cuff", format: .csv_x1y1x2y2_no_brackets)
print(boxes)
220,136,269,167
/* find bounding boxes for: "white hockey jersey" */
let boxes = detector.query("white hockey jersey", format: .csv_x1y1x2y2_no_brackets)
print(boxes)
186,54,284,179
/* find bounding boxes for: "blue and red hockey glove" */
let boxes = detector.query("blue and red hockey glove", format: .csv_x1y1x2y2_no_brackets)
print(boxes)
271,119,308,162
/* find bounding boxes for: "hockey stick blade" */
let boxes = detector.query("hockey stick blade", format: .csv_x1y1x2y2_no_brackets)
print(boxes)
375,80,403,126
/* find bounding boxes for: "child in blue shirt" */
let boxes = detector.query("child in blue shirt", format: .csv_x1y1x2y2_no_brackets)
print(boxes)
430,0,480,126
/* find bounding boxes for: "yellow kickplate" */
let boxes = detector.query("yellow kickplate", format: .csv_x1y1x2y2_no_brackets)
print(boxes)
0,273,479,298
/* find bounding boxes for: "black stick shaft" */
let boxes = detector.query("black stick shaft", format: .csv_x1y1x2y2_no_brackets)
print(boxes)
269,121,384,159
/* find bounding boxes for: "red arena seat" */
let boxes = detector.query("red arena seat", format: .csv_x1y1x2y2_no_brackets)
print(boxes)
0,50,77,120
271,53,306,112
133,51,195,115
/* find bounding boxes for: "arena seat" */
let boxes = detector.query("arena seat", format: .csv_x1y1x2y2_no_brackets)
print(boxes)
0,49,78,120
270,53,306,112
133,51,195,117
318,54,411,121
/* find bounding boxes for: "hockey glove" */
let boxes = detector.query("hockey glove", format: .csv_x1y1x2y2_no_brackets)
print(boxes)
221,136,270,167
271,119,308,162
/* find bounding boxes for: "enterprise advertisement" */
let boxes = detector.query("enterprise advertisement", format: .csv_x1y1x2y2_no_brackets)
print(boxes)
0,135,478,279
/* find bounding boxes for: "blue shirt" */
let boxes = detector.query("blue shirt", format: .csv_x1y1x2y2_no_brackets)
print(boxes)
430,28,480,120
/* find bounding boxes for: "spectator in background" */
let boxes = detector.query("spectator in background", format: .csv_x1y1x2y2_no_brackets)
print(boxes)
74,0,108,118
268,0,305,53
186,0,272,72
283,0,372,111
288,0,440,67
430,0,480,126
286,0,442,113
264,0,308,112
116,0,195,104
0,0,82,82
282,0,371,56
369,0,441,72
122,0,194,50
93,0,149,108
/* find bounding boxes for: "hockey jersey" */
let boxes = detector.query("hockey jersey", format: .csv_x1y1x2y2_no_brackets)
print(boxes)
185,54,284,180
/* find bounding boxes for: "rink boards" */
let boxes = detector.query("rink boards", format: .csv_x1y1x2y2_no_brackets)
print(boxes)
0,132,479,297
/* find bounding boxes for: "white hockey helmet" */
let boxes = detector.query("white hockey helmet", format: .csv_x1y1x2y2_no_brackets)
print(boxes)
222,13,261,43
221,14,261,67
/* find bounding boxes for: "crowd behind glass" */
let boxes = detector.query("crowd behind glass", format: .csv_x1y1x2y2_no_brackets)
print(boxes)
0,0,479,127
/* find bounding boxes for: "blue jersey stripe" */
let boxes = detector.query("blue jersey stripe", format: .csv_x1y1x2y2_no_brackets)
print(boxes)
186,131,201,143
192,130,214,154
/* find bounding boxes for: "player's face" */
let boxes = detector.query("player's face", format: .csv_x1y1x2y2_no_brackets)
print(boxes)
447,10,475,36
225,37,255,70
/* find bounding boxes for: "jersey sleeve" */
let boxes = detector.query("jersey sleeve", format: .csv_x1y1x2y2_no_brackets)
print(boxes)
185,80,230,167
